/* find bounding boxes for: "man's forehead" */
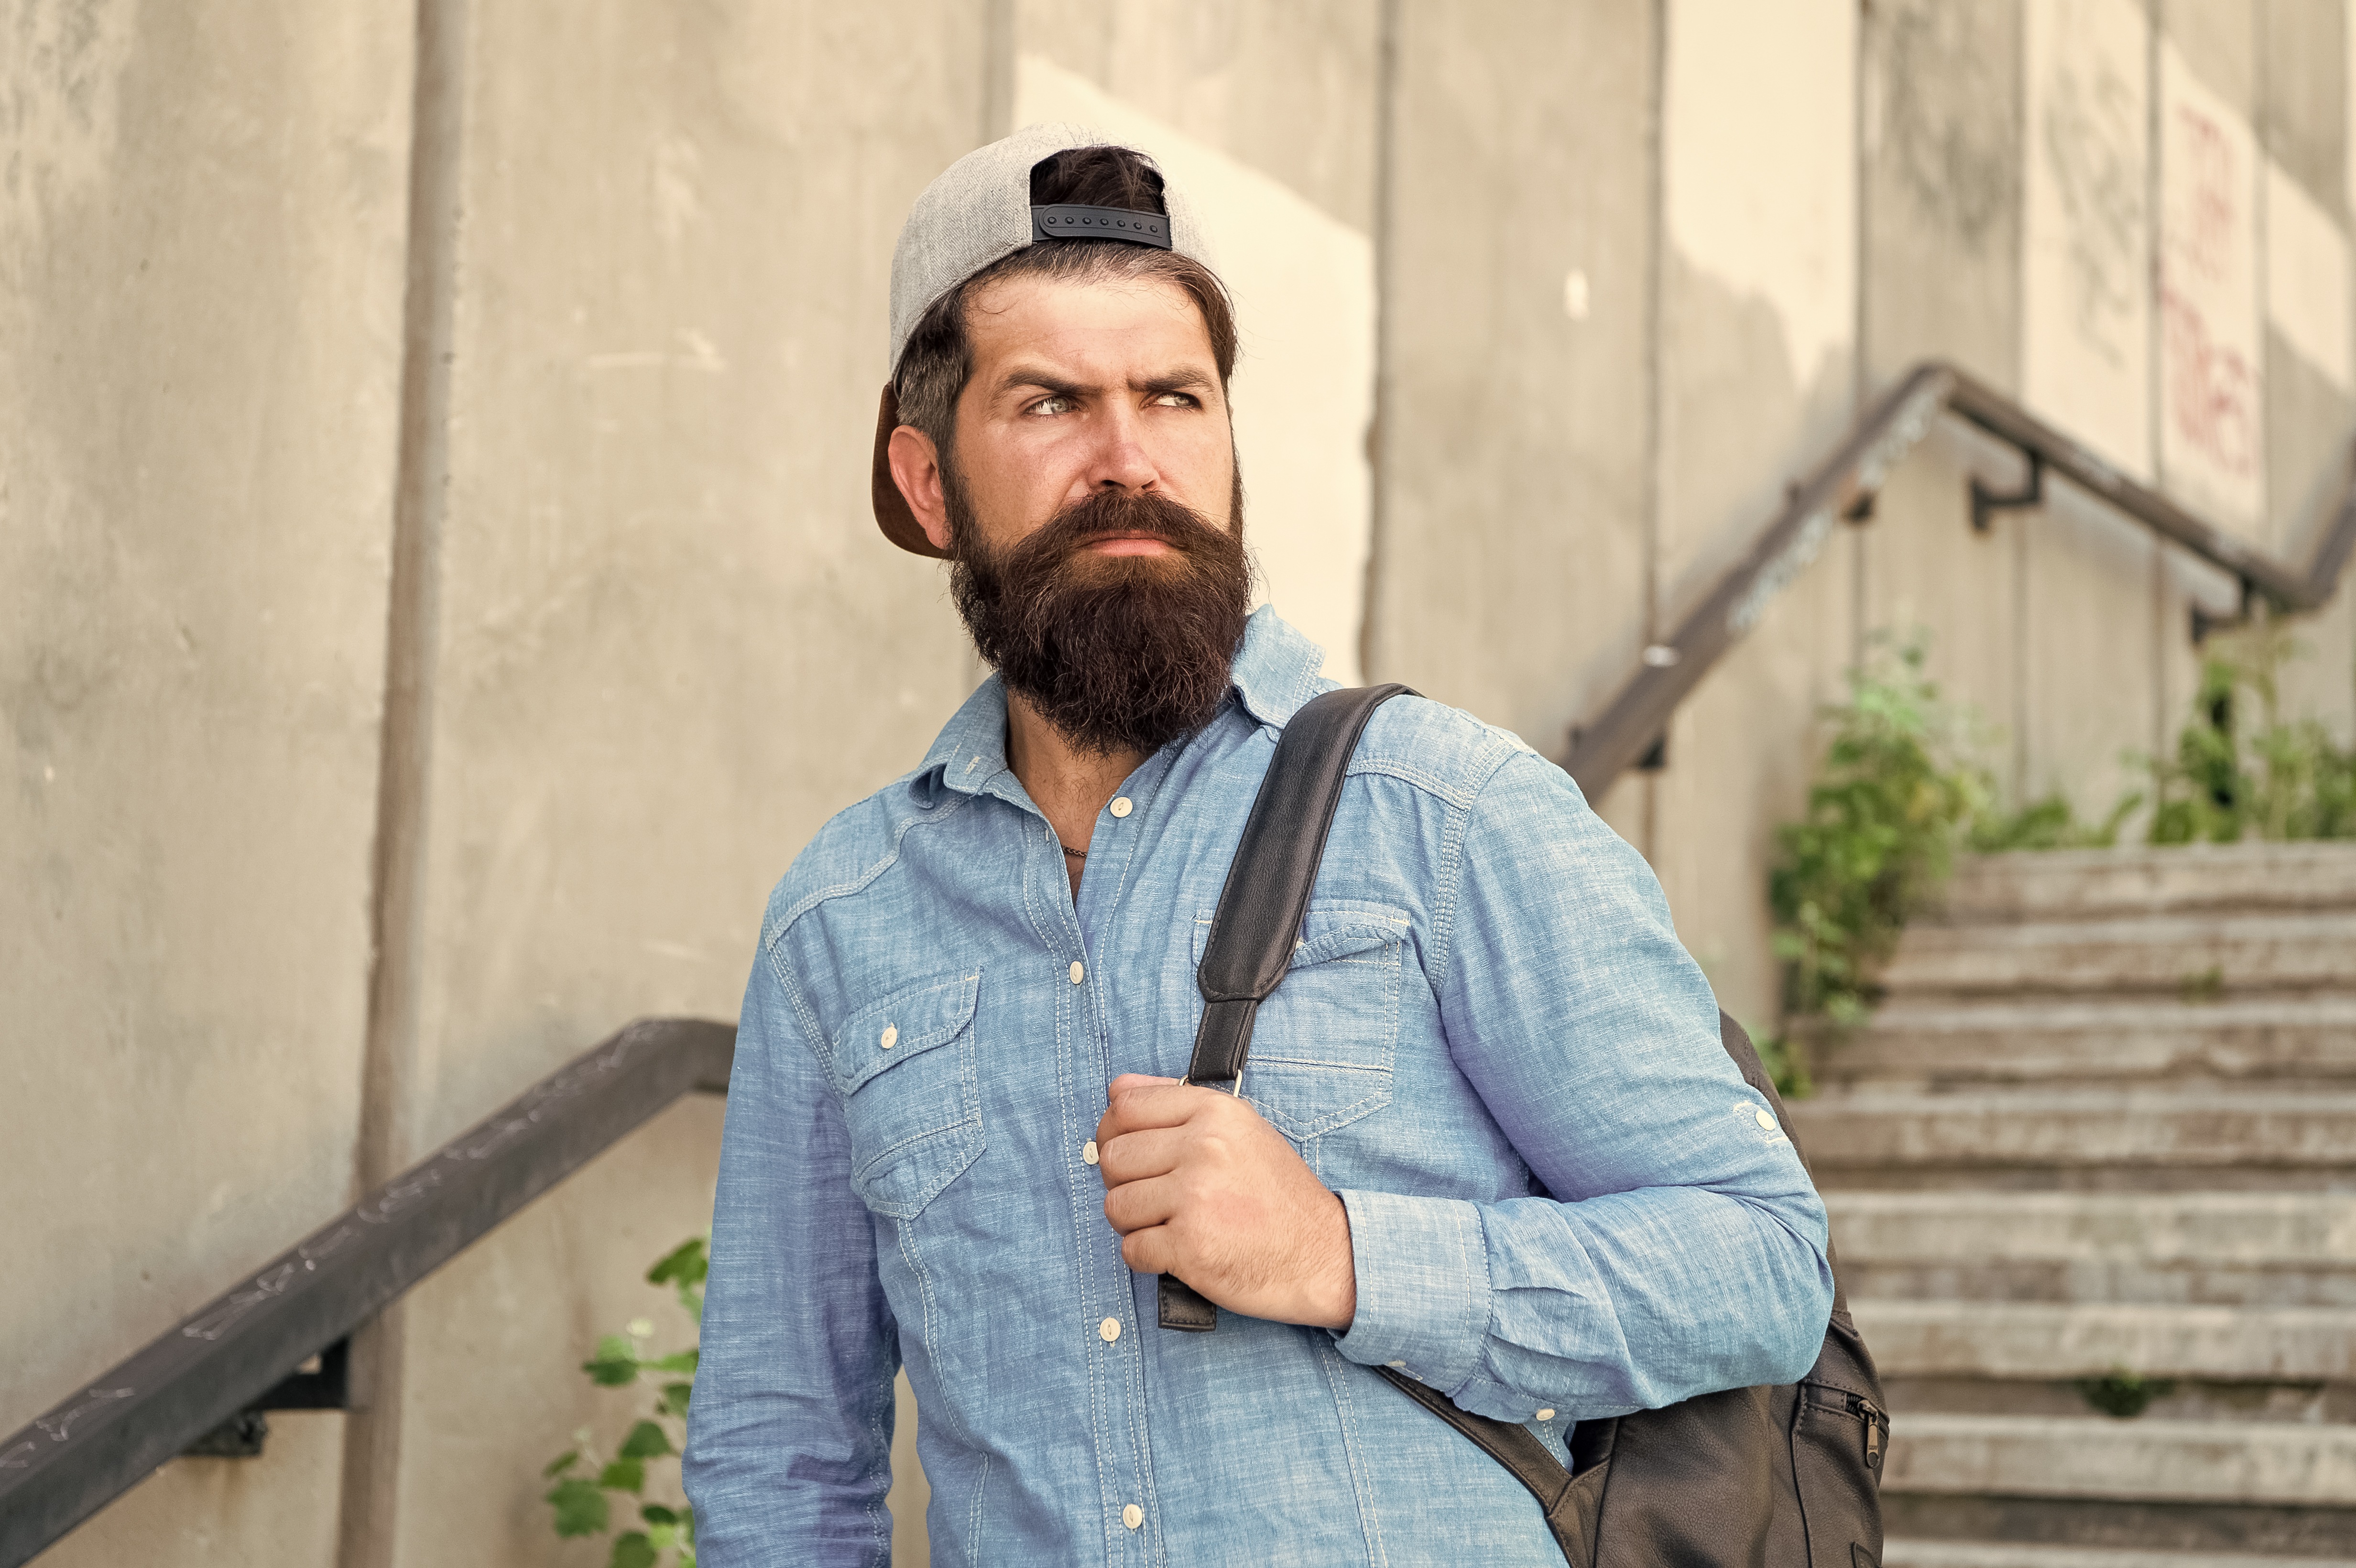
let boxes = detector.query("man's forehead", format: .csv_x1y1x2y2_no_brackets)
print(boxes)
965,272,1217,379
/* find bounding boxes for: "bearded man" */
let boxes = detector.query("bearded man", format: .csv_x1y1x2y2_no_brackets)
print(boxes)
682,127,1833,1565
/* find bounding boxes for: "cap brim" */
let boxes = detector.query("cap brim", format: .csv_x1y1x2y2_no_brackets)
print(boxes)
872,383,950,559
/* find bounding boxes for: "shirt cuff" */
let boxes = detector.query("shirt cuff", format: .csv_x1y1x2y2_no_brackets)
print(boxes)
1330,1189,1494,1397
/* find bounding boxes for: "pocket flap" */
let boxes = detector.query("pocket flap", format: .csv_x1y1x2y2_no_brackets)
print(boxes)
832,969,980,1094
1289,904,1411,968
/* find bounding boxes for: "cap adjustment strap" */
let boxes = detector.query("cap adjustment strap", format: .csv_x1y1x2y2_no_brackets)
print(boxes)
1030,204,1173,250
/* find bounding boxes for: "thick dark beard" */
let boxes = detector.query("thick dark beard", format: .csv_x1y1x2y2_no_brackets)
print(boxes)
948,472,1251,759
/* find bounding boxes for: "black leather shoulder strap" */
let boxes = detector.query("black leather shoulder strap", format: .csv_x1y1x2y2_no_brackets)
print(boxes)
1158,684,1411,1332
1182,683,1414,1086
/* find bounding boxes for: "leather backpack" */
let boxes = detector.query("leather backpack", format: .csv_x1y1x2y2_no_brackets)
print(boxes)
1156,684,1889,1568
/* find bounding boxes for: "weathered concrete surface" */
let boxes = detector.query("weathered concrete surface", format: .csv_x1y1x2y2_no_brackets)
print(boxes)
1829,1191,2356,1269
36,1414,348,1568
361,2,988,1563
1885,1414,2356,1506
1878,913,2356,995
1887,1541,2348,1568
0,0,413,1560
1648,0,1858,1023
1855,1298,2356,1379
1830,1190,2356,1307
1792,1088,2356,1181
1937,841,2356,919
1815,996,2356,1085
1015,0,1376,231
2018,485,2164,816
1363,0,1657,758
1863,0,2023,391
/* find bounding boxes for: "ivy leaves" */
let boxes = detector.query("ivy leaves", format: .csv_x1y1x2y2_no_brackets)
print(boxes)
542,1237,708,1567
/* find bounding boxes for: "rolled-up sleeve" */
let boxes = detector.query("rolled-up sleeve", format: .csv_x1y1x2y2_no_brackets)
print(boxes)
683,928,898,1567
1332,750,1833,1423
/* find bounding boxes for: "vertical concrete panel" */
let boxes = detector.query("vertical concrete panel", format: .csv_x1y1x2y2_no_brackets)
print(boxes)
2023,0,2155,480
2159,24,2269,536
1863,0,2025,390
1367,0,1656,758
2022,490,2164,812
375,3,986,1563
1656,0,1858,611
1863,426,2027,780
0,0,412,1559
2259,2,2356,739
1650,0,1857,1022
1012,51,1377,683
1014,0,1376,230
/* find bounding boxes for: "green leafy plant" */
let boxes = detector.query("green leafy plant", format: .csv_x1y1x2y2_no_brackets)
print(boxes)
2075,1367,2174,1419
1968,790,2141,852
2144,627,2356,844
543,1238,709,1567
1769,635,1992,1028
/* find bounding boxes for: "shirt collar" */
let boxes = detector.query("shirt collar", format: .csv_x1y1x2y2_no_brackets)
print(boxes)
911,605,1330,800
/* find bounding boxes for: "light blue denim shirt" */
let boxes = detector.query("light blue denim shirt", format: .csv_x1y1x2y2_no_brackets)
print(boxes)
685,608,1832,1567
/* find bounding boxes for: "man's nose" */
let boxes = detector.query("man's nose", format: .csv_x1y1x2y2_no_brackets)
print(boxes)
1085,402,1160,493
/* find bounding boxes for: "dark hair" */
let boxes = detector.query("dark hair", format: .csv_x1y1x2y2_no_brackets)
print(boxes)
891,146,1239,462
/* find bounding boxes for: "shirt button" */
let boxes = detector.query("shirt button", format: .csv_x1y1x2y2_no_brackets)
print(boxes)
1109,796,1133,818
1082,1139,1100,1165
1754,1108,1777,1129
1070,960,1085,984
1386,1360,1407,1368
1099,1316,1122,1343
1123,1503,1144,1530
1537,1408,1557,1422
879,1025,898,1050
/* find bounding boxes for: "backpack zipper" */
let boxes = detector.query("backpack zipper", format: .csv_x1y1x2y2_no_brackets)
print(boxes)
1847,1394,1886,1469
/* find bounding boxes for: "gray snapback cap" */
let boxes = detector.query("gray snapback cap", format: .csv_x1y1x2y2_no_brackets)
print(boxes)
871,123,1215,558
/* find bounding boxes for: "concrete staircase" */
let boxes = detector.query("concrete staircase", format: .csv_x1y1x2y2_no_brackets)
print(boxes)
1785,842,2356,1567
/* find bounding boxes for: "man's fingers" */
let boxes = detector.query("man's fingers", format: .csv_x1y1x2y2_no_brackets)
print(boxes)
1095,1077,1213,1143
1094,1124,1185,1188
1102,1172,1182,1236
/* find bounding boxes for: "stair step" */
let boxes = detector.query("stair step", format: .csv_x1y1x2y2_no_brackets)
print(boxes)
1940,842,2356,923
1810,997,2356,1087
1853,1299,2356,1380
1877,915,2356,999
1826,1193,2356,1267
1884,1414,2356,1506
1886,1540,2353,1568
1788,1089,2356,1187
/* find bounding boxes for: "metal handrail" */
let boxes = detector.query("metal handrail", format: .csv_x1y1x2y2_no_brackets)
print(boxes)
1562,359,2356,795
0,1017,735,1568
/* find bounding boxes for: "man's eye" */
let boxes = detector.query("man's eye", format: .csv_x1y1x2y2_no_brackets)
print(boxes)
1027,394,1074,416
1151,392,1198,408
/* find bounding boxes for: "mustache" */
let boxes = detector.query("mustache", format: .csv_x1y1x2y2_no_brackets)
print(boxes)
997,488,1225,568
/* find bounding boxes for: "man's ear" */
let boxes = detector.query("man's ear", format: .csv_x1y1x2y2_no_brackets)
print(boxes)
886,425,954,555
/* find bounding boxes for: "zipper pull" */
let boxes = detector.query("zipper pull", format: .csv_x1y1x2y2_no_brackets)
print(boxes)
1851,1395,1885,1469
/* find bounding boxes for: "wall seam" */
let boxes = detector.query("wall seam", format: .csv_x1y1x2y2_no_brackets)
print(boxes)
1638,0,1669,862
1358,0,1402,684
339,0,468,1563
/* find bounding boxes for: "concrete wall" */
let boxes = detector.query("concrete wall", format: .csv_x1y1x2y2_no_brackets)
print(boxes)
2,1,411,1561
9,1,2356,1565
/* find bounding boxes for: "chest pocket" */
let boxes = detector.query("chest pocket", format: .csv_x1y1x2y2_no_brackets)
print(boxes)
828,969,984,1220
1193,900,1407,1141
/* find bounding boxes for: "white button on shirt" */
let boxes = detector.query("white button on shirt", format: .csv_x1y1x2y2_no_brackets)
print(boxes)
1122,1503,1144,1530
879,1025,897,1050
1098,1317,1122,1343
1109,796,1133,818
1070,960,1085,984
1082,1140,1099,1165
1536,1408,1556,1422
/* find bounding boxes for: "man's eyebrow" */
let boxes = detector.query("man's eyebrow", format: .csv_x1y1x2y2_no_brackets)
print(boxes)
993,364,1093,399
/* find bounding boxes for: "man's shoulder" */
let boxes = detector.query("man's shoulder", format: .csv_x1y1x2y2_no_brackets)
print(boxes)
1341,690,1560,811
757,771,963,955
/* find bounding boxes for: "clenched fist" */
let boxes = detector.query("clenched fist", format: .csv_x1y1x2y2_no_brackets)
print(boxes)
1093,1074,1357,1330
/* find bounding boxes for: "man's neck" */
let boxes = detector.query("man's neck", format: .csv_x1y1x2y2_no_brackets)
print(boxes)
1004,692,1145,896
